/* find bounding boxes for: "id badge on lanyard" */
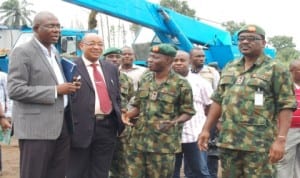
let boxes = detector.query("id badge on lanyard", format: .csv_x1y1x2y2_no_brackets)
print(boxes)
254,88,264,106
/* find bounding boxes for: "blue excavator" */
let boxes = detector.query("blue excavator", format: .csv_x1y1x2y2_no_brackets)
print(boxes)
62,0,275,69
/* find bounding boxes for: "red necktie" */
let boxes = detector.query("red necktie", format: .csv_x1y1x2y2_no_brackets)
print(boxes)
91,64,112,114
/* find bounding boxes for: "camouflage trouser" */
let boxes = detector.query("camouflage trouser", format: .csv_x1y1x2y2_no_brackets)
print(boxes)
219,148,275,178
109,128,131,178
127,151,175,178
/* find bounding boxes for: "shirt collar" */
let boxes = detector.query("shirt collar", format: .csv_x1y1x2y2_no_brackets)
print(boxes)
82,55,100,67
34,37,56,58
237,54,270,67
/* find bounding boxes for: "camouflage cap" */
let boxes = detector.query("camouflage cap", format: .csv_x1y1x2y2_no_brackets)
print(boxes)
237,24,265,37
102,47,122,56
150,43,177,57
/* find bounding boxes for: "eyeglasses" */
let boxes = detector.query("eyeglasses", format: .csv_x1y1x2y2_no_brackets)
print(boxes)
82,42,103,47
41,24,61,29
238,36,263,42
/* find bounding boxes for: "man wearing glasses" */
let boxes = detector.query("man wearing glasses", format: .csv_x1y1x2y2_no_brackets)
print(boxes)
198,24,297,177
66,34,124,178
8,11,80,178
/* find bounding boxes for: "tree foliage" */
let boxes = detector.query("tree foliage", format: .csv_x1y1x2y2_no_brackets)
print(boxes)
269,36,300,65
222,21,246,35
268,36,296,50
88,10,98,30
130,23,142,39
160,0,195,18
0,0,35,28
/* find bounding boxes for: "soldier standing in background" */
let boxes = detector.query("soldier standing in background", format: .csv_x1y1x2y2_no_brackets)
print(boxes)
120,46,147,91
102,47,134,178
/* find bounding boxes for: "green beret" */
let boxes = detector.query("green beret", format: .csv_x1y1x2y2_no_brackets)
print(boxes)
102,47,122,56
150,43,177,57
238,24,265,37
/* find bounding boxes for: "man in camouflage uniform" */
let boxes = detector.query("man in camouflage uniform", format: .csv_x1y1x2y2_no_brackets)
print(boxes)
102,47,134,178
122,43,195,178
198,24,297,178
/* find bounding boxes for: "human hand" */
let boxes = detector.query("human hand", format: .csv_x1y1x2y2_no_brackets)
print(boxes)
121,111,133,126
57,82,81,95
0,118,12,130
197,130,210,151
157,120,176,132
216,121,222,131
269,137,285,164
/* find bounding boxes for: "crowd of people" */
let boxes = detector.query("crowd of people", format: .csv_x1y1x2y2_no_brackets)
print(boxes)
0,10,299,178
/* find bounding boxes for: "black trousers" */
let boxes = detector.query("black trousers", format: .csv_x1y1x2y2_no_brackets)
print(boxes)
67,116,117,178
19,119,70,178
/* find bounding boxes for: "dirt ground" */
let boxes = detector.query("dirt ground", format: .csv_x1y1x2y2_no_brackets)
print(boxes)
0,138,221,178
1,137,19,178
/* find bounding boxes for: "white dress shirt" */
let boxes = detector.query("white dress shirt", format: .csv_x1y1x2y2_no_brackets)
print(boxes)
82,56,108,115
35,38,68,107
181,72,213,143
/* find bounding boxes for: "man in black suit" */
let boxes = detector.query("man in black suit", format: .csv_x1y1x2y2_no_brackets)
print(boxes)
67,33,124,178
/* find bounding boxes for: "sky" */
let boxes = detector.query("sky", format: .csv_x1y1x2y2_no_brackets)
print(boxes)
2,0,299,50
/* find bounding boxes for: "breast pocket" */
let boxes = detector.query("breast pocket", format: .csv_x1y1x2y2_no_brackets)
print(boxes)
247,75,269,92
219,74,235,97
157,91,176,114
139,89,149,99
219,73,235,86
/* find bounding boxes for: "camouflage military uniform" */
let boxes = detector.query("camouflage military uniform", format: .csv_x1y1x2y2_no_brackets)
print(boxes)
127,70,195,178
213,55,297,177
119,72,134,110
110,72,134,178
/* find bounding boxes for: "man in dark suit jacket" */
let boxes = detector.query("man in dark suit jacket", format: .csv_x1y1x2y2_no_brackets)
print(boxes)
7,11,80,178
67,33,124,178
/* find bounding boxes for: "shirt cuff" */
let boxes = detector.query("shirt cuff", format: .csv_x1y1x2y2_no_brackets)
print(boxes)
55,86,57,99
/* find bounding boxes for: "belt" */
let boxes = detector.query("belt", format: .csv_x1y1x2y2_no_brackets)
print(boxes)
95,114,108,121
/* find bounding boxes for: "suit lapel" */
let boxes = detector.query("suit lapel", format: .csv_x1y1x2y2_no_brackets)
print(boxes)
31,39,58,83
55,54,66,82
76,58,94,90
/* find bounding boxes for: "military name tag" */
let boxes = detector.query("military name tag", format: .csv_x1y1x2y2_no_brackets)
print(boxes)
150,91,158,101
236,76,244,85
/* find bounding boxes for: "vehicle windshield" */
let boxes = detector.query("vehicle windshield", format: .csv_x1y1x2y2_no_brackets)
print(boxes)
14,32,33,48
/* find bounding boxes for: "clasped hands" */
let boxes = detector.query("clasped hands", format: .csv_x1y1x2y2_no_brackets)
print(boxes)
121,110,176,131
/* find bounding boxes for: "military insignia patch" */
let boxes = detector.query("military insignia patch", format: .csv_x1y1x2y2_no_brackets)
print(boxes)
150,91,158,100
236,76,244,85
247,26,256,32
152,46,159,52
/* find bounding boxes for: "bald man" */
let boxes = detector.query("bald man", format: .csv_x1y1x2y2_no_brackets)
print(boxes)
8,11,80,178
67,33,124,178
